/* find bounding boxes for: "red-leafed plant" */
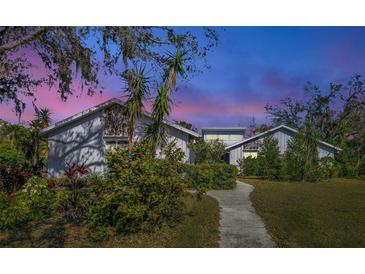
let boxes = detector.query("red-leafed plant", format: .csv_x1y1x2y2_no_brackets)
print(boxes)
62,162,90,221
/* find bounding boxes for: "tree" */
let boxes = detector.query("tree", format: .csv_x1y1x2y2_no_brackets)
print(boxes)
283,118,320,182
146,50,186,149
258,135,282,180
29,106,52,173
248,117,258,137
0,27,100,116
123,65,150,145
188,138,226,164
265,75,365,176
1,27,219,117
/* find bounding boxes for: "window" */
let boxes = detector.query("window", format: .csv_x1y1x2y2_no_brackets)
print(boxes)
205,134,243,141
104,137,128,150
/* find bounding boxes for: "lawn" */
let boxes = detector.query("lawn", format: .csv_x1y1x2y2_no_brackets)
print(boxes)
0,194,220,248
242,178,365,247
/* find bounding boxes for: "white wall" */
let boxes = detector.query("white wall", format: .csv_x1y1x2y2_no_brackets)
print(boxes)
47,111,106,178
228,128,336,165
47,107,195,177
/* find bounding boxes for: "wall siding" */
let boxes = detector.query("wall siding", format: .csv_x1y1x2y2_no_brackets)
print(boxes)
47,108,195,177
47,111,105,178
228,128,336,165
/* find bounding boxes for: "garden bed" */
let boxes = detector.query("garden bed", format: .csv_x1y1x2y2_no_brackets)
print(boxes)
0,193,220,248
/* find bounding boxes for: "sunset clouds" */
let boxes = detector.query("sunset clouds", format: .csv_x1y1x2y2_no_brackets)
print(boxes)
2,27,365,129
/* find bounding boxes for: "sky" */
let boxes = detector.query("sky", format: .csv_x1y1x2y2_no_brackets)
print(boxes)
1,27,365,129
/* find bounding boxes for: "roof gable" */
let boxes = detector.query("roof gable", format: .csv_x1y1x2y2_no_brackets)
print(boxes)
225,124,341,152
40,98,200,138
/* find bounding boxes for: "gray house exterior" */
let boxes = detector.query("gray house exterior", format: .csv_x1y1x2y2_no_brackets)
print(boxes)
225,125,342,165
201,127,246,146
41,99,199,177
41,99,342,176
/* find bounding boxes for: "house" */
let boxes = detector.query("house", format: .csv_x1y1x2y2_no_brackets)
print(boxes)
201,127,246,146
225,124,342,165
40,98,199,177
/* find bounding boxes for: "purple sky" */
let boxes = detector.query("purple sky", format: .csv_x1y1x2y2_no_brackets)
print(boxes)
1,27,365,129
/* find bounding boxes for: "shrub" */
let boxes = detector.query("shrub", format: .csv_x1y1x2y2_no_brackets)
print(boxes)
318,156,336,180
188,139,226,164
55,163,91,221
0,176,55,229
0,143,30,193
258,135,283,180
237,156,261,176
162,140,185,163
283,133,321,182
87,142,186,236
183,163,237,191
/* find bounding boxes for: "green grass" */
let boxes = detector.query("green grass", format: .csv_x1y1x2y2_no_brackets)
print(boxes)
243,177,365,247
0,194,220,248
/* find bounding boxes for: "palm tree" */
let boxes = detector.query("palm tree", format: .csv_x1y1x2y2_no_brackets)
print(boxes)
30,106,52,173
147,50,186,149
36,107,52,128
124,65,150,145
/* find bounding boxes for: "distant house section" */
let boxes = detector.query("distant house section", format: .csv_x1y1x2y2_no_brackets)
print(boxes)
225,125,341,165
201,127,246,146
41,99,199,177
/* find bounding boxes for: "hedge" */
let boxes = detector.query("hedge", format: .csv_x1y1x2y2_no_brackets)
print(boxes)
183,163,237,191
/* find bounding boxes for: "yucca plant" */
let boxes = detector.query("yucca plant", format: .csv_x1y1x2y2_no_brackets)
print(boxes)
124,64,150,145
147,50,186,149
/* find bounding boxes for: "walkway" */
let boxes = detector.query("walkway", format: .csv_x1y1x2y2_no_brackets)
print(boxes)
207,181,275,248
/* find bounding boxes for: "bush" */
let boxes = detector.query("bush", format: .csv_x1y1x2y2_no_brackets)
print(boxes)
87,142,186,236
283,133,321,182
258,135,283,180
0,176,55,229
188,139,226,164
237,156,261,176
0,143,30,193
183,163,237,191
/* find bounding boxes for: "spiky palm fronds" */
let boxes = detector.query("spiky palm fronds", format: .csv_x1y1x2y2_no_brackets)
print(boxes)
164,49,186,91
34,107,52,129
146,50,186,150
124,64,150,144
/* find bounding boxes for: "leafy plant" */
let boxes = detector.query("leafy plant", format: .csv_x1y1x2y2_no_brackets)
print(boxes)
59,162,91,221
188,138,226,164
258,135,283,180
237,156,262,176
87,142,186,237
0,143,30,193
0,176,55,229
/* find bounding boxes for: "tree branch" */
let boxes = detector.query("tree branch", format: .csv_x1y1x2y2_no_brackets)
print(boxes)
0,27,46,54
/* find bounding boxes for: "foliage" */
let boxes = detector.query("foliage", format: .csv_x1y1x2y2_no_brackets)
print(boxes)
1,27,218,117
124,64,150,145
58,162,91,221
258,135,282,180
87,142,186,236
183,163,237,192
283,132,321,182
237,156,262,176
162,140,185,163
0,143,30,193
188,138,226,164
0,176,55,229
265,75,365,178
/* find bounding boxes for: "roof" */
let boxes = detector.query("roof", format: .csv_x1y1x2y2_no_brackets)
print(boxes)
225,124,342,152
202,127,246,132
40,98,200,138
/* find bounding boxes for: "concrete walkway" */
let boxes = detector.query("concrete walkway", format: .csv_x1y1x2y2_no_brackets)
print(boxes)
207,181,275,248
